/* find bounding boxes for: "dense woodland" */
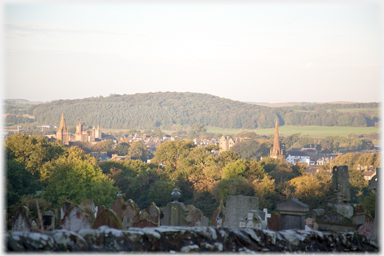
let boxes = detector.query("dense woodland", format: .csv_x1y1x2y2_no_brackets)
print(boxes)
5,92,378,129
6,133,378,230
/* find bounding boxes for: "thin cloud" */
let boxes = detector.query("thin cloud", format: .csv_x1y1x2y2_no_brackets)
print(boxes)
6,23,129,36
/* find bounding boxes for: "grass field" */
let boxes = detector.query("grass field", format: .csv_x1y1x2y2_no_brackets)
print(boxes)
206,125,380,137
98,125,380,138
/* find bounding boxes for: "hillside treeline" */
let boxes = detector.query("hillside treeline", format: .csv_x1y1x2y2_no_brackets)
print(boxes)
28,92,379,129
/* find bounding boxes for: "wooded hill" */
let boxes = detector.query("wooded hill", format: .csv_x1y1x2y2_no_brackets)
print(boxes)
27,92,379,130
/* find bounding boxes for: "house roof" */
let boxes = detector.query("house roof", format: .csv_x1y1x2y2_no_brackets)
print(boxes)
287,151,309,157
306,166,318,174
277,199,309,213
363,171,376,177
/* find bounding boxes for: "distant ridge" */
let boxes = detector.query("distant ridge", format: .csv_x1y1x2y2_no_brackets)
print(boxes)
247,101,357,107
6,99,45,105
26,92,378,130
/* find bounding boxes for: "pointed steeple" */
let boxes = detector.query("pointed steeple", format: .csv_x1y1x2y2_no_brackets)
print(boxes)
270,118,282,158
58,113,67,131
273,119,280,153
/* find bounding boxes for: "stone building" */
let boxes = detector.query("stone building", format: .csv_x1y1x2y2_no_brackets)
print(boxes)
56,114,102,143
219,136,237,152
95,123,102,140
56,113,70,145
75,122,95,142
270,119,284,159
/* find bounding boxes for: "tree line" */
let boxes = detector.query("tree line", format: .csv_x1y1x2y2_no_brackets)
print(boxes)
26,92,379,130
6,133,378,230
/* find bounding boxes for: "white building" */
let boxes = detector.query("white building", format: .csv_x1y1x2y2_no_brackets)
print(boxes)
286,151,311,165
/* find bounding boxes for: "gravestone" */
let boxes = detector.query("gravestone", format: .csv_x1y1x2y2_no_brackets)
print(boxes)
277,199,309,230
31,220,39,232
305,218,318,231
242,210,261,229
135,202,161,228
330,165,353,218
258,208,271,229
122,199,140,229
186,205,209,227
61,205,95,232
93,208,123,230
60,201,71,220
97,205,106,218
42,210,55,231
110,196,126,222
223,195,259,229
160,189,191,226
211,200,225,227
79,199,96,217
358,215,375,240
267,212,280,231
12,206,31,232
315,166,362,232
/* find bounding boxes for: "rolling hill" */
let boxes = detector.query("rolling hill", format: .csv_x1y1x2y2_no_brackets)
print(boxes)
27,92,379,130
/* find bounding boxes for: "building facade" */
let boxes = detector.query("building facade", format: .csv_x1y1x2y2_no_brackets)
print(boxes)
219,136,236,152
56,113,70,145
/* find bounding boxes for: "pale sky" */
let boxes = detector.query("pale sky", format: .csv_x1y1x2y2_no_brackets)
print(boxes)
3,1,382,103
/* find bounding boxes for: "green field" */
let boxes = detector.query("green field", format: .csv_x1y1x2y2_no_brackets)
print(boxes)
206,125,380,137
101,125,379,138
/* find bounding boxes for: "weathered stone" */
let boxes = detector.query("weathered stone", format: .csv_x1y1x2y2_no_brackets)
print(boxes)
160,201,191,226
79,199,96,217
186,204,208,227
328,166,354,220
279,230,300,247
12,206,31,232
93,209,123,230
258,208,271,229
60,205,95,232
357,214,375,240
6,227,379,252
47,230,88,251
60,201,71,220
224,195,259,229
332,165,351,203
244,228,265,248
78,229,104,249
244,210,262,229
122,199,140,229
277,199,309,230
6,233,25,251
134,202,161,228
97,225,131,251
181,244,200,252
211,200,225,227
96,205,106,218
110,197,126,222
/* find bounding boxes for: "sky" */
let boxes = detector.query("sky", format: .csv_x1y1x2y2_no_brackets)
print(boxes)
3,1,382,103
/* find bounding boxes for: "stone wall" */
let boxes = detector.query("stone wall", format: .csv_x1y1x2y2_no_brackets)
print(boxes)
6,226,378,252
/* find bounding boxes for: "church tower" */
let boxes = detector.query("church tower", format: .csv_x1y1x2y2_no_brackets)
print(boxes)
270,119,283,159
95,119,102,140
56,113,69,145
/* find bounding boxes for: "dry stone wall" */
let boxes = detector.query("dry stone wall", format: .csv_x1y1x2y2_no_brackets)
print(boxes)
6,226,378,252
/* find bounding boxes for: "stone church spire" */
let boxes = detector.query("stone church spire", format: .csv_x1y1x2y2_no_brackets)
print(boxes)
56,113,69,145
270,118,283,159
58,113,67,131
273,119,280,153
